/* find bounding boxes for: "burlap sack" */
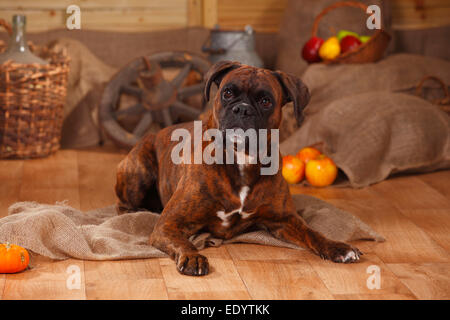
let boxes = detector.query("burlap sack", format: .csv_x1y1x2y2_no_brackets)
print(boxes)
280,54,450,187
0,195,383,261
45,38,117,149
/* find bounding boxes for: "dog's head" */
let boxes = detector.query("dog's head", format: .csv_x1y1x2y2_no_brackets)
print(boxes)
204,61,310,132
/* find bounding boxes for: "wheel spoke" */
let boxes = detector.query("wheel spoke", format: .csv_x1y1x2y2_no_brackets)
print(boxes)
132,112,153,137
178,82,204,99
120,85,143,97
115,103,145,118
161,108,173,127
171,63,192,88
171,100,201,119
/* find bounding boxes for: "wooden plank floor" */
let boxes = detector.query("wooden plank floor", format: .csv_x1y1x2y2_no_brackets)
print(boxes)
0,147,449,300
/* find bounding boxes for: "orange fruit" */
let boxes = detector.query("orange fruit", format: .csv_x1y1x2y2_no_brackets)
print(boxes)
305,155,338,187
282,155,305,184
296,147,321,164
0,243,30,273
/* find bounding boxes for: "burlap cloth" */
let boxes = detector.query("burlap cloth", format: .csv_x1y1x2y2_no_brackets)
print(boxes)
48,38,117,149
0,195,383,261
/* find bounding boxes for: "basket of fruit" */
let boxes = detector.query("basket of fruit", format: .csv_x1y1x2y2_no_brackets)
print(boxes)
302,1,391,64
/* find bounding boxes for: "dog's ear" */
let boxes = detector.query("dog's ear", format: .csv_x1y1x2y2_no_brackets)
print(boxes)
272,70,310,126
204,61,241,101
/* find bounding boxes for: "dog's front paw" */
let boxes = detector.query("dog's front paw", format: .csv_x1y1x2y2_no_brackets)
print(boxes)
176,253,209,276
319,241,363,263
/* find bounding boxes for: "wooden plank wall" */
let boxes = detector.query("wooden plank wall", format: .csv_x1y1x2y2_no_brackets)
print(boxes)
391,0,450,30
216,0,288,33
0,0,448,33
0,0,189,32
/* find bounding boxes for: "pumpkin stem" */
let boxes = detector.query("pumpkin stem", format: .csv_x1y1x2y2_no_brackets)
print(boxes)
21,252,25,264
5,242,11,250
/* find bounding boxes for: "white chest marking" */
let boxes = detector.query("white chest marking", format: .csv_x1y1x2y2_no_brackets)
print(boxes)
233,149,256,178
216,186,253,226
238,164,245,178
239,185,250,204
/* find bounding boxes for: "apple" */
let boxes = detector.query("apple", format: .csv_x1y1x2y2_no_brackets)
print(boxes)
305,155,338,187
301,36,324,63
340,35,362,54
319,36,341,61
282,155,305,184
337,30,359,42
296,147,321,164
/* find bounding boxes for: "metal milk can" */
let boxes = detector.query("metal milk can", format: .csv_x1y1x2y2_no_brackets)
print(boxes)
202,25,264,68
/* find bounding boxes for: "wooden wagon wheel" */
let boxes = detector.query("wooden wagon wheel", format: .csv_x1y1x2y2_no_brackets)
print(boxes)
99,51,211,148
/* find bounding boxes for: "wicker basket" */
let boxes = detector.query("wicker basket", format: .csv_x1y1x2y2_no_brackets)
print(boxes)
415,75,450,115
0,19,70,159
312,1,391,64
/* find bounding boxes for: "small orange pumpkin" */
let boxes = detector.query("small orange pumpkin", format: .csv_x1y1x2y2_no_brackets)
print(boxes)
0,243,30,273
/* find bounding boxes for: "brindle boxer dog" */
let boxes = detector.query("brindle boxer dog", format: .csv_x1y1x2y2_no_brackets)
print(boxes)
115,61,362,276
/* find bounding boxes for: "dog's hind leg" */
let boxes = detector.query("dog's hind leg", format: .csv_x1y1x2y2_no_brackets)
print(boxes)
115,133,163,214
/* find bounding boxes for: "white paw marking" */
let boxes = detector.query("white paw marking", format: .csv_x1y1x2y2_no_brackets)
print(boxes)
343,250,359,262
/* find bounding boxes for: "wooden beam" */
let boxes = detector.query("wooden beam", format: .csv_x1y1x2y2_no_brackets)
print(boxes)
0,0,184,9
217,0,287,33
0,0,188,33
202,0,218,29
187,0,203,27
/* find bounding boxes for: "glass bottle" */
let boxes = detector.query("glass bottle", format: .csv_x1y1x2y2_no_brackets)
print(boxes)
0,15,47,65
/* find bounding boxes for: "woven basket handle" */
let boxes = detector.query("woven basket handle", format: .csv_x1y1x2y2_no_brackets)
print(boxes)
311,1,372,38
0,19,13,36
415,75,450,107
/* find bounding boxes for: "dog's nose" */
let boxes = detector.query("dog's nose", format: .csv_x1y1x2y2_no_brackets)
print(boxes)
231,103,253,116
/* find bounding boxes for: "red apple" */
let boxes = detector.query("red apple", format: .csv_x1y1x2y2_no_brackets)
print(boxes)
340,35,362,54
301,36,324,63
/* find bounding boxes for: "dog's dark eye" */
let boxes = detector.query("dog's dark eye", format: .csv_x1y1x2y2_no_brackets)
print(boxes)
222,88,234,100
259,96,272,108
